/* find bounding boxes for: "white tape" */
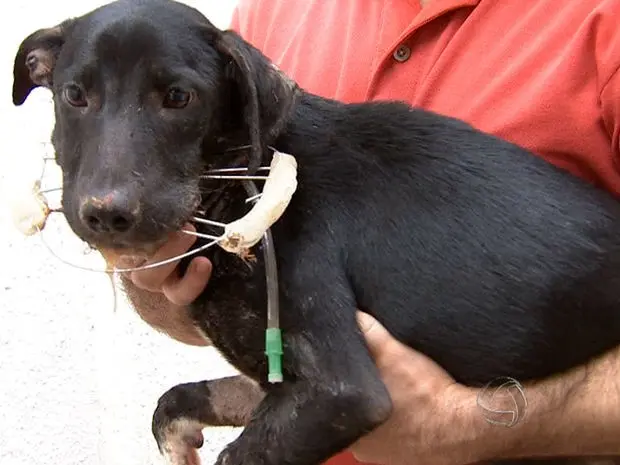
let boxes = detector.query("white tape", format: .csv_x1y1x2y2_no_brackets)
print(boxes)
219,151,298,255
11,179,50,236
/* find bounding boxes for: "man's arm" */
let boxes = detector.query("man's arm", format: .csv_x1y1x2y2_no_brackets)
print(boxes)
489,345,620,459
483,53,620,461
351,312,620,465
351,59,620,465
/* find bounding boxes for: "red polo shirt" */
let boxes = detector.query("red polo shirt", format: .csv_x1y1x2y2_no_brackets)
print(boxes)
229,1,620,464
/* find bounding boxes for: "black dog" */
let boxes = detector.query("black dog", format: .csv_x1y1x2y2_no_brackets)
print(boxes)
12,0,620,464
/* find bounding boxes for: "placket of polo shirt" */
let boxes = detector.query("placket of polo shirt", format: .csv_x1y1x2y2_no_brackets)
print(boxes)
365,0,481,101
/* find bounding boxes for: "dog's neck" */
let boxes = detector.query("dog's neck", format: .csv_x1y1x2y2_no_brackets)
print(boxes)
208,87,343,176
271,92,345,159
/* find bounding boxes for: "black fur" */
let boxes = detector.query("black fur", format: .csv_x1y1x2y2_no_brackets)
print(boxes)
12,0,620,464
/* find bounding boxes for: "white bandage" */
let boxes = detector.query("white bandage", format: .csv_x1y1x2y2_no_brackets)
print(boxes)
10,150,299,258
11,179,51,236
219,151,298,255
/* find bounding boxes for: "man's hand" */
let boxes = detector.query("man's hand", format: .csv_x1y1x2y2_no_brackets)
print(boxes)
118,223,214,346
127,223,212,306
350,312,488,465
352,311,620,465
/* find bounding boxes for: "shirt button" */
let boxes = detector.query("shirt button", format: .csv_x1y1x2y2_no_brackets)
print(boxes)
393,44,411,63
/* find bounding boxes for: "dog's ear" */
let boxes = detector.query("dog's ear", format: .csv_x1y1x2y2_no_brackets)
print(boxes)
12,19,76,106
214,30,300,173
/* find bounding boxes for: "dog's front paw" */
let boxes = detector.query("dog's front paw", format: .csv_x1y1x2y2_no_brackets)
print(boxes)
152,382,211,465
153,417,205,465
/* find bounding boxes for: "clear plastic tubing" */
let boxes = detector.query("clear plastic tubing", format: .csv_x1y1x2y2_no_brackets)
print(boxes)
242,180,283,383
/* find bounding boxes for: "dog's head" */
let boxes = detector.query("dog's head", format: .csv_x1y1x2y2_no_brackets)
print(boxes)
12,0,298,253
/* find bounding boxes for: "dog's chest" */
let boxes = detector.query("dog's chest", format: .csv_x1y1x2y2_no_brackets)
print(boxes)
189,248,270,380
187,178,342,381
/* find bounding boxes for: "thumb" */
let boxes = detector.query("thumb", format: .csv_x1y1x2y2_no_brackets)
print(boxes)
356,311,402,363
357,312,457,384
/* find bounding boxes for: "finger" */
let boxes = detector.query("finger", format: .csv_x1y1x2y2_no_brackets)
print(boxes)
356,311,421,368
350,441,382,465
162,256,213,306
130,224,198,292
356,312,400,361
357,312,456,383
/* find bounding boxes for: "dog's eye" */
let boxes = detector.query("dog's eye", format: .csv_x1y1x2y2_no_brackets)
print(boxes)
163,88,192,109
64,85,87,107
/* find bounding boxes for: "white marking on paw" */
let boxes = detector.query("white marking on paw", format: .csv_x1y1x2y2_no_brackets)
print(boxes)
160,418,205,465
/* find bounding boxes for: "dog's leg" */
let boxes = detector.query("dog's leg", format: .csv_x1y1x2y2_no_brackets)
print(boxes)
152,375,265,465
212,274,393,465
215,348,392,465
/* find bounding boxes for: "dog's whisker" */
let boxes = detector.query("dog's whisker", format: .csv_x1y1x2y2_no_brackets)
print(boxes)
221,144,277,153
111,237,225,273
202,175,270,181
36,223,225,274
40,187,63,194
191,216,226,228
181,230,221,241
223,144,253,152
198,186,228,194
207,166,271,174
246,193,263,204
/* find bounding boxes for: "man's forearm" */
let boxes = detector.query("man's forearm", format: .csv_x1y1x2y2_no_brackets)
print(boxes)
476,346,620,459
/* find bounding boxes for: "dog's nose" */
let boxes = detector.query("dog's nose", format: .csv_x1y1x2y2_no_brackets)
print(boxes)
79,191,140,235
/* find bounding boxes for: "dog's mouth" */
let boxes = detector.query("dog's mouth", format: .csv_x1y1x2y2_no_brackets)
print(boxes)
72,171,247,267
67,188,203,259
91,183,254,270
